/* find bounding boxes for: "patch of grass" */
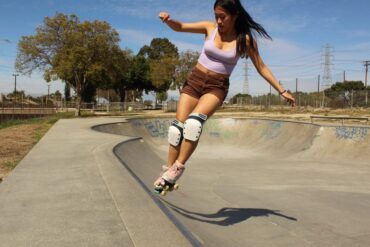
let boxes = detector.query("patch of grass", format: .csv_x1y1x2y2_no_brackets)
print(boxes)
33,124,53,144
3,161,17,170
0,112,77,179
0,112,75,130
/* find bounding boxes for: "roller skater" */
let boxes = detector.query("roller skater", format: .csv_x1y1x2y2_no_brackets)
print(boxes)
153,0,295,195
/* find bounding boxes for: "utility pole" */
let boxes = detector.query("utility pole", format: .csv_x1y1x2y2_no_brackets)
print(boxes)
295,78,300,106
269,84,272,108
295,78,298,93
317,75,320,108
12,73,19,104
278,80,282,105
47,84,51,106
343,70,346,82
364,61,369,106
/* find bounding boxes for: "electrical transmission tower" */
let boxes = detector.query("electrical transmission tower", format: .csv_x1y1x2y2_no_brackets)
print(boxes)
242,61,250,95
322,44,333,89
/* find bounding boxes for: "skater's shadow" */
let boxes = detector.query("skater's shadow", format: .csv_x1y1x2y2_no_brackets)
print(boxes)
161,199,297,226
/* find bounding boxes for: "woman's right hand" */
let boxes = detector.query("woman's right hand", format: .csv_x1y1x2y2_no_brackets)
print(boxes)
159,12,171,23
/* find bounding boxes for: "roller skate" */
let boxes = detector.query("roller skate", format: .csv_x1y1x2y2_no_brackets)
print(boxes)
153,160,185,196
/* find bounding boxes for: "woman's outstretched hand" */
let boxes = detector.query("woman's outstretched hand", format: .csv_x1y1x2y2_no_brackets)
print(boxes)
159,12,170,23
281,91,296,107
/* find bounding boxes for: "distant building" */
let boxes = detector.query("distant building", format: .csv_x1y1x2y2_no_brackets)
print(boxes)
0,93,9,103
96,96,109,104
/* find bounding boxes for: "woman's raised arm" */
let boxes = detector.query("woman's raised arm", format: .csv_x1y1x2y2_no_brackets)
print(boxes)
159,12,214,35
247,36,296,106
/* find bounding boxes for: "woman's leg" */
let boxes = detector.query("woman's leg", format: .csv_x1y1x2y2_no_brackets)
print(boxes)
177,93,222,164
167,93,199,166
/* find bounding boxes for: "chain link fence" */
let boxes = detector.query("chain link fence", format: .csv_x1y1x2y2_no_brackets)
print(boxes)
228,89,369,109
0,102,58,122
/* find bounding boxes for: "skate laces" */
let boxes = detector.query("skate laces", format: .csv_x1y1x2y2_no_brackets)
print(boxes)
162,161,185,182
168,162,185,177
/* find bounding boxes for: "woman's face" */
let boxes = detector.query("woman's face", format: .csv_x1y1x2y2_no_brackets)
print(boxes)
214,6,237,34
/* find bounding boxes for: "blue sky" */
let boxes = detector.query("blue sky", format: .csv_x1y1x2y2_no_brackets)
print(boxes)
1,0,370,99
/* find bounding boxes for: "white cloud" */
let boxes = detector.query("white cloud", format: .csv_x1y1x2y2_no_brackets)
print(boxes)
0,59,10,66
108,0,213,21
171,40,202,52
118,28,202,52
0,39,11,44
346,30,370,39
262,16,308,34
229,37,325,95
0,73,65,96
118,28,154,48
259,37,309,59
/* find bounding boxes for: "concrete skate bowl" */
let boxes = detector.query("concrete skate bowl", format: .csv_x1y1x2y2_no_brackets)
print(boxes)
94,118,370,247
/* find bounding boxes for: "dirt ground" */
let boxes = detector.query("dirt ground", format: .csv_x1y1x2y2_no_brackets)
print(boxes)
0,124,50,180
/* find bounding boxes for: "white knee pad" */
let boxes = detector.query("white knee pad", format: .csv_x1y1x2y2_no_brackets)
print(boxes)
183,113,208,142
168,120,184,146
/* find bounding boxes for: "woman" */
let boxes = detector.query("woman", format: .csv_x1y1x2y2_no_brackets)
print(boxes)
154,0,296,192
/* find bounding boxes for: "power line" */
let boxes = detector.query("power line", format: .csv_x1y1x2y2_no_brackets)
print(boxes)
277,50,322,64
335,48,370,53
333,68,363,72
269,63,322,68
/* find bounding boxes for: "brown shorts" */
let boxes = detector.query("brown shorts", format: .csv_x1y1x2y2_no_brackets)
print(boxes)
180,67,230,102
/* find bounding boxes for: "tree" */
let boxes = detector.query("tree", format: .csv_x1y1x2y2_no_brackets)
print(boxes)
16,13,121,116
7,90,26,99
327,81,365,92
64,83,71,101
138,38,178,104
139,38,178,60
230,93,252,104
108,48,135,102
172,50,200,92
54,90,62,97
126,54,154,100
324,81,366,107
149,56,177,91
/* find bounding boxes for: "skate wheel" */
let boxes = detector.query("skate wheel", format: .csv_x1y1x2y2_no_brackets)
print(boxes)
164,185,170,190
173,184,179,190
153,186,162,194
153,189,160,195
161,190,167,196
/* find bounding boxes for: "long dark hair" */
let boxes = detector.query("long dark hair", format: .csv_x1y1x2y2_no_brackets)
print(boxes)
214,0,271,58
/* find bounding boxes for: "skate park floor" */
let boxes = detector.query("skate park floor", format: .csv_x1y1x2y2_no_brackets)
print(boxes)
1,116,370,246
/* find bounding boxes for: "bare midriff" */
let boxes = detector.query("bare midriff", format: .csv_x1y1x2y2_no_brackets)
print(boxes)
195,63,230,79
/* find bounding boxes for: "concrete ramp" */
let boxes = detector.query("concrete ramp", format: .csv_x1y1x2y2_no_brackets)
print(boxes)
95,118,370,162
94,118,370,247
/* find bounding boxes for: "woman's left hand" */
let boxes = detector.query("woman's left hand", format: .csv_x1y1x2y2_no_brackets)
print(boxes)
281,91,296,107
